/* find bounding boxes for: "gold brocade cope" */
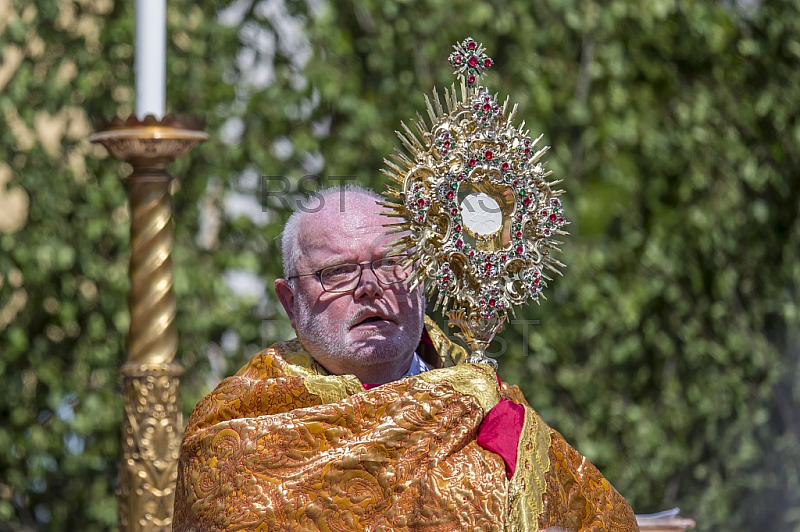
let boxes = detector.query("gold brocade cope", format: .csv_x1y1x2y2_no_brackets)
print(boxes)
175,319,639,531
175,352,509,530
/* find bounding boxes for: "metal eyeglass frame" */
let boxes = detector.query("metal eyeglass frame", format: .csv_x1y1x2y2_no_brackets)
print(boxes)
286,254,411,293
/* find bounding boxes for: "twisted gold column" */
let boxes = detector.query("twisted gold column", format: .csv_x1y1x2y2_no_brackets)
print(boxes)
126,172,178,367
91,115,208,531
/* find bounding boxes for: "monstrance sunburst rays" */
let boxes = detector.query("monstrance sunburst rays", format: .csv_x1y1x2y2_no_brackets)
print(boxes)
380,37,569,368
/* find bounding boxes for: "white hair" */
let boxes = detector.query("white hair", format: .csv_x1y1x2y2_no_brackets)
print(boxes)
280,184,384,278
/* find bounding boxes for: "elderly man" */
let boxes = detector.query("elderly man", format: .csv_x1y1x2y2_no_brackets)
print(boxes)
174,186,638,531
272,186,428,385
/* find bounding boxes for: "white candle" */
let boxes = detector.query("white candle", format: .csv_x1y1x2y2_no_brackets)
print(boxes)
134,0,166,119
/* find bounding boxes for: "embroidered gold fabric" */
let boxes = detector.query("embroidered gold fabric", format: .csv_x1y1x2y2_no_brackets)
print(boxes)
536,428,639,531
417,363,499,413
175,320,638,531
422,315,469,368
175,356,508,530
507,408,551,531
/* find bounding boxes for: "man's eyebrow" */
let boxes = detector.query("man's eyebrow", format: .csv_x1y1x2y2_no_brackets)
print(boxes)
315,259,355,270
304,253,359,270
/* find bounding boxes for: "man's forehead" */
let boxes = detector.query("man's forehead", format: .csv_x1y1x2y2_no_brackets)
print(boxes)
297,203,397,252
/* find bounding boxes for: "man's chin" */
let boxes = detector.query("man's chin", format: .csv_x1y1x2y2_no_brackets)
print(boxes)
345,331,409,358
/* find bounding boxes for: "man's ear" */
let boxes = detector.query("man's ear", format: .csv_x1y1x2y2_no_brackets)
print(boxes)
274,278,296,328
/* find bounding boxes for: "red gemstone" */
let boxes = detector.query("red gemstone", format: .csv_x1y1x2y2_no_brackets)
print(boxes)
452,207,459,215
474,103,480,110
559,217,564,223
524,197,532,206
447,191,454,199
444,140,451,147
457,173,464,180
470,250,476,257
468,40,476,50
501,255,507,261
483,103,490,111
454,55,462,64
468,75,476,84
516,231,522,238
456,239,463,247
502,162,509,170
489,298,496,307
513,179,519,186
484,58,492,67
444,274,450,281
516,246,524,254
469,158,476,166
534,278,540,285
524,148,530,155
469,55,479,67
485,151,493,160
486,263,492,270
417,198,425,207
550,213,557,221
455,224,462,231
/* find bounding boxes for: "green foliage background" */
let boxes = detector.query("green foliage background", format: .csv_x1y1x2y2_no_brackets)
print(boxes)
0,0,798,530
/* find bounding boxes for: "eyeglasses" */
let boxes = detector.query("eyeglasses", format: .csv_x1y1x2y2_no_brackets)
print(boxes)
287,255,412,293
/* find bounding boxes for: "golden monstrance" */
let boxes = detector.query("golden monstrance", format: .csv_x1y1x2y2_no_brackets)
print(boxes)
382,38,569,368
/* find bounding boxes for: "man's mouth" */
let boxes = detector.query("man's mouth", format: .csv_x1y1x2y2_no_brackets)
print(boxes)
350,313,395,329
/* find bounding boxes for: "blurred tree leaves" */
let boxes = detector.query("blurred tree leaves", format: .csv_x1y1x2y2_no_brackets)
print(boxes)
0,0,798,530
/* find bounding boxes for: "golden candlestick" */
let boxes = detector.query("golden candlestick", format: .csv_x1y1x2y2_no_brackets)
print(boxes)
90,115,208,532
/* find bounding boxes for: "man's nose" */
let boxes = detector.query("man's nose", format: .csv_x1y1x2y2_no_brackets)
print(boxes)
354,266,384,299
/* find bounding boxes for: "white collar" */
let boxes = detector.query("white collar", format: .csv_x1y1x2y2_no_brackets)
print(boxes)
402,351,432,378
